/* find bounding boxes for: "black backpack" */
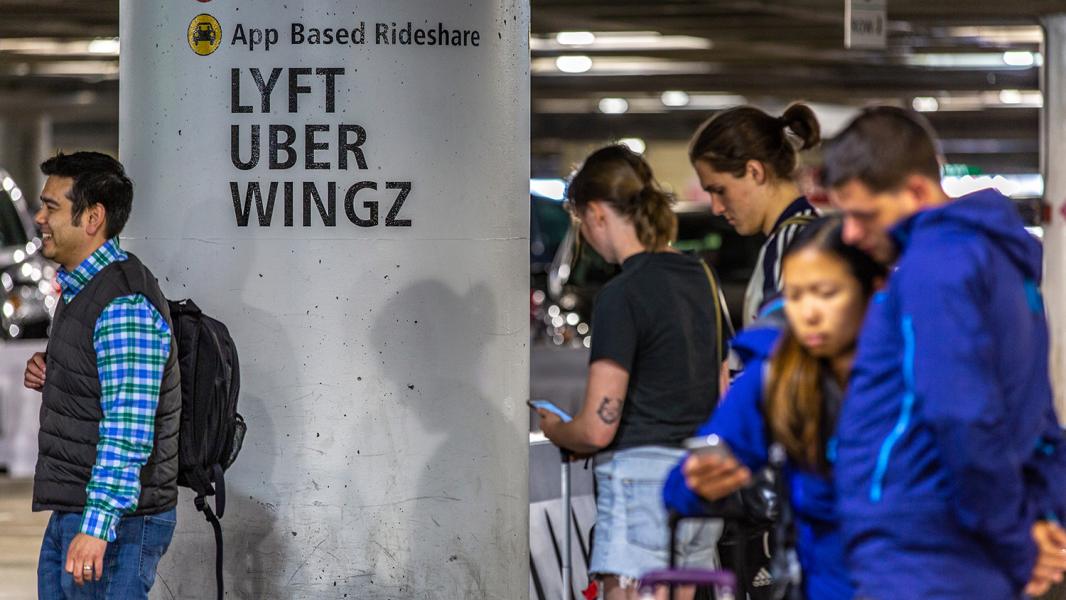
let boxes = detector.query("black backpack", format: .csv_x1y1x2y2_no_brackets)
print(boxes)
168,298,245,600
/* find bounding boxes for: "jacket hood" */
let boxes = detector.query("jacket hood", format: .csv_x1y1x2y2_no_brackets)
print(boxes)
891,188,1042,281
730,309,785,365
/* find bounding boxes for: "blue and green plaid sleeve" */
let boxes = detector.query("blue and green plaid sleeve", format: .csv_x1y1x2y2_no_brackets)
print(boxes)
80,294,171,541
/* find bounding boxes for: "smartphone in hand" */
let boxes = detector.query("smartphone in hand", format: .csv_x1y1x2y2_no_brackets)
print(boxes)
527,399,573,423
683,433,735,460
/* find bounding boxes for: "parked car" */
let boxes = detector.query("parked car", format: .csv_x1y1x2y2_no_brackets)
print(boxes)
531,194,617,347
0,169,58,339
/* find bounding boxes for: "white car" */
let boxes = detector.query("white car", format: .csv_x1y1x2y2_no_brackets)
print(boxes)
0,169,58,339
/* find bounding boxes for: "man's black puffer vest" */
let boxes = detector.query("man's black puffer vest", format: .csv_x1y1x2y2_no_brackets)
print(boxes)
32,252,181,515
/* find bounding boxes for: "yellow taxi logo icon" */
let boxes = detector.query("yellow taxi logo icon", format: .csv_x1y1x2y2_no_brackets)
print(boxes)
188,14,222,56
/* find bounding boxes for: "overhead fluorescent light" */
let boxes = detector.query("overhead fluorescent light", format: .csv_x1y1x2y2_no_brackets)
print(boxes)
530,179,566,201
0,37,120,56
947,26,1042,45
598,98,629,114
575,59,711,75
555,55,592,74
912,96,940,112
999,89,1023,105
619,138,646,154
556,31,595,46
660,91,690,107
686,93,747,110
531,31,712,52
904,52,1042,69
1003,51,1035,66
533,57,713,76
918,91,1041,111
534,93,748,115
88,39,120,55
25,61,119,77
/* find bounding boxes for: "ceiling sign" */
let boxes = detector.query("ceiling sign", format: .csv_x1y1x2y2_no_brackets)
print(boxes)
845,0,887,49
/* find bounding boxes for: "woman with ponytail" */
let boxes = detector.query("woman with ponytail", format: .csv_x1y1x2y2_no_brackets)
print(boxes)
689,103,822,326
539,145,731,600
663,217,886,599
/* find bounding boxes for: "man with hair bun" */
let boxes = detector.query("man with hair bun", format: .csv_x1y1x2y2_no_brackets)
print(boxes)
825,106,1066,599
689,103,822,326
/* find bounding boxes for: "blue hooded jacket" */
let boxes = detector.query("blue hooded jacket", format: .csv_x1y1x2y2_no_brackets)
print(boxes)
835,189,1066,599
663,318,854,600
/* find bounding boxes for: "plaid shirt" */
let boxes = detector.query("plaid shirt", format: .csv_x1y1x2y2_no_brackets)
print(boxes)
56,238,171,542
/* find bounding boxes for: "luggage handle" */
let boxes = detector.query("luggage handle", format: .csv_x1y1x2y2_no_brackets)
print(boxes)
560,448,573,600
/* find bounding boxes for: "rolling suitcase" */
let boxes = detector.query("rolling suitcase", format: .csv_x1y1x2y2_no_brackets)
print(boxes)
641,512,737,600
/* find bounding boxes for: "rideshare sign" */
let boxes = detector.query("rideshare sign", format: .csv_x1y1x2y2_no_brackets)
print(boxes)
214,16,480,230
125,1,524,240
120,1,529,598
227,65,413,228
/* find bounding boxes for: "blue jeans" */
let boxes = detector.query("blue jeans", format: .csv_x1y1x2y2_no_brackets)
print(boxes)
38,509,176,600
589,447,720,583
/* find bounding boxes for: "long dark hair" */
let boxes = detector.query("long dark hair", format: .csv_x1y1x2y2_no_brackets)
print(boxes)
567,145,677,251
689,103,821,180
765,216,886,471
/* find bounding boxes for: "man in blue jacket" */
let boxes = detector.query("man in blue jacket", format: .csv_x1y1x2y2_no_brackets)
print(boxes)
823,106,1066,598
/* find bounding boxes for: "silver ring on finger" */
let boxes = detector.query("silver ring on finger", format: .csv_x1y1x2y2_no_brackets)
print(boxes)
82,565,93,572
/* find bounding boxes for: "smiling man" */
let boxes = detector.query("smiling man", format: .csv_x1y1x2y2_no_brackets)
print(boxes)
824,107,1066,599
23,152,181,599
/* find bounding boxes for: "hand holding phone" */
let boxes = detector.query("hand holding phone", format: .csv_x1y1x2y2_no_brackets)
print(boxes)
683,433,735,460
527,399,573,423
681,434,750,501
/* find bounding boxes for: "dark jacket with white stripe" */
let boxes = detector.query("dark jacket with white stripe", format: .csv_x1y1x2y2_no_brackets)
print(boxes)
742,197,816,326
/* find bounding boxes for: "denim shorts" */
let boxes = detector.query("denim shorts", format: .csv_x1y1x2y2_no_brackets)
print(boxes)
589,446,721,583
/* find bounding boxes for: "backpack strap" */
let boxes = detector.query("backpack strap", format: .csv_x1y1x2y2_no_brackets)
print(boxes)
699,260,724,370
699,260,735,390
193,464,226,600
212,463,227,518
772,213,816,238
194,493,225,600
771,213,818,241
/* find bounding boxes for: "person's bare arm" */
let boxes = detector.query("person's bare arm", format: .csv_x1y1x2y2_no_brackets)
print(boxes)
538,359,628,454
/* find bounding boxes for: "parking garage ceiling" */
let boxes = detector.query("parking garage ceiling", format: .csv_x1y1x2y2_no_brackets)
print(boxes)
0,0,1062,172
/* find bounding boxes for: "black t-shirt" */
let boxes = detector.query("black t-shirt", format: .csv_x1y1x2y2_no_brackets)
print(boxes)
590,252,729,452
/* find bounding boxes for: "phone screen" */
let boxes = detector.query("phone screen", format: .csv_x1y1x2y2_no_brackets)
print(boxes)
527,399,573,423
682,434,734,459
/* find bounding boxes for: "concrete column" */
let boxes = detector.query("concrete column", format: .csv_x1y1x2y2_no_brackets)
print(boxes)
1043,15,1066,422
119,2,530,598
0,120,10,174
0,119,32,200
31,114,53,201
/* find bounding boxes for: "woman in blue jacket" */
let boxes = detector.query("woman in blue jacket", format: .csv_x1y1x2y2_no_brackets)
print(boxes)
663,216,885,599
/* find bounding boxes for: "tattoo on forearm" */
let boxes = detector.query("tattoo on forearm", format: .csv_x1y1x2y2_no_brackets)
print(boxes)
597,397,623,424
